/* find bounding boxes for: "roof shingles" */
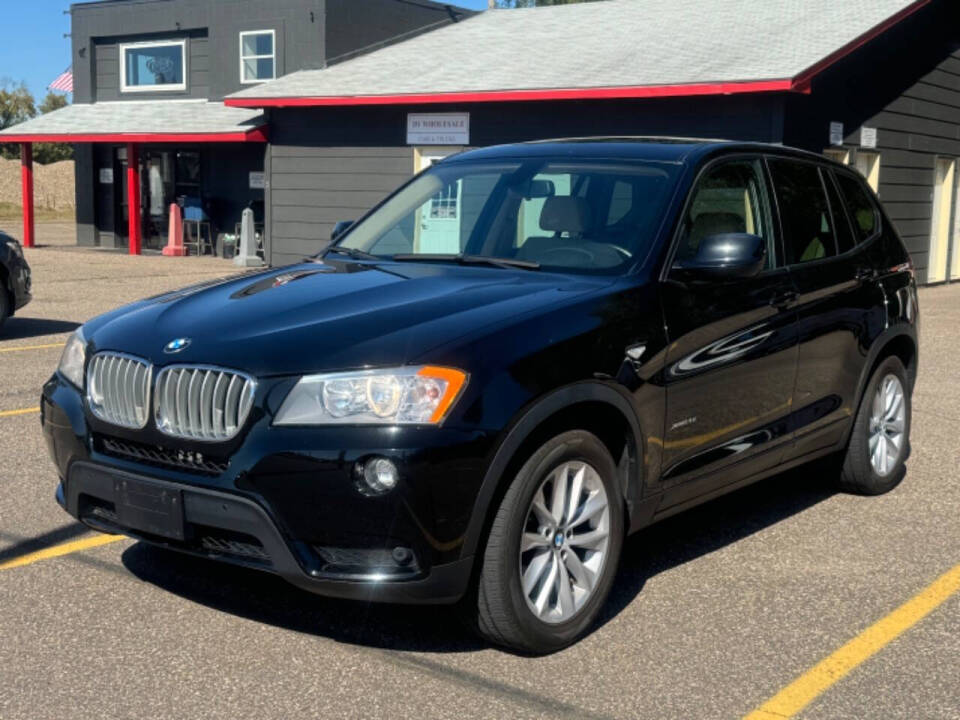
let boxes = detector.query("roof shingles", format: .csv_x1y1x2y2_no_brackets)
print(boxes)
226,0,924,104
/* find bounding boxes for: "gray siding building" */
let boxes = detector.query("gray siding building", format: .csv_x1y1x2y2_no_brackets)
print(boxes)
227,0,960,285
0,0,472,253
3,0,960,286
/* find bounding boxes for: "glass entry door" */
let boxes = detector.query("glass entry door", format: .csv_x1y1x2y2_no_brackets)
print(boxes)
414,148,463,254
142,151,174,249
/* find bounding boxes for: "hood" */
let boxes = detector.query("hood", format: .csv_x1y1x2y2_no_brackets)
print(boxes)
84,259,610,376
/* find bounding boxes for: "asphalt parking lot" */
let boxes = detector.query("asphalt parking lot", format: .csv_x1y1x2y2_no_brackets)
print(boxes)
1,225,957,720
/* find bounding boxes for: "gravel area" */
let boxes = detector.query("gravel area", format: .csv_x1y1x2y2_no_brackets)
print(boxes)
0,158,75,211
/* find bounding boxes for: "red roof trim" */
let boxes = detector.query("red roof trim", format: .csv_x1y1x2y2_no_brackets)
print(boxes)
793,0,931,89
0,126,269,144
223,79,796,108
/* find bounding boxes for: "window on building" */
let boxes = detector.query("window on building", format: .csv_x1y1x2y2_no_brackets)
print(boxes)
121,40,186,92
854,151,881,193
824,148,851,165
240,30,276,83
768,159,838,265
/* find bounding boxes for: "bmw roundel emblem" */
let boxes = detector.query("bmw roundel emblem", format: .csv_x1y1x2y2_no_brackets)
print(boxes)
164,338,192,354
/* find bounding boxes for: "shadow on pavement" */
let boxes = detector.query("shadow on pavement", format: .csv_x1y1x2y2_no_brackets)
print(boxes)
121,542,485,653
0,522,90,564
120,462,838,654
598,463,837,628
1,317,80,341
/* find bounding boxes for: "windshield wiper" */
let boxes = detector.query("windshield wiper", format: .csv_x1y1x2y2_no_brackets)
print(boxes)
391,253,540,270
323,245,379,261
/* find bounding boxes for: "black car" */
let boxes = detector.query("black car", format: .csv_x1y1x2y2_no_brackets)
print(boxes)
43,139,918,653
0,230,32,329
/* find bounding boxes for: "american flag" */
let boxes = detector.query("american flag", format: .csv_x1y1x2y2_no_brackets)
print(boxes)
48,67,73,93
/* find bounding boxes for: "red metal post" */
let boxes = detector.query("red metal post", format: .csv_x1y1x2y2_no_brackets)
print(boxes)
20,144,34,249
126,142,141,255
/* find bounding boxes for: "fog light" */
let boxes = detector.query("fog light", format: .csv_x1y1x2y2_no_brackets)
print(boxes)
359,457,399,494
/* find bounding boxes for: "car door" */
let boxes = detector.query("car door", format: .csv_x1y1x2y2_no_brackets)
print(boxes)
766,157,887,458
659,157,799,498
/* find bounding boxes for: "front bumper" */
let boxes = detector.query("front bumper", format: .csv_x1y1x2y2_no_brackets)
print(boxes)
56,462,473,603
43,374,494,604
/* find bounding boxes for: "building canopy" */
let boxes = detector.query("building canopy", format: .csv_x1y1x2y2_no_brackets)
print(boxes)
0,100,267,143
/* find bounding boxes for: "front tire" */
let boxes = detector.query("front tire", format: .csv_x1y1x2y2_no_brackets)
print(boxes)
839,356,911,495
0,288,9,332
474,430,625,653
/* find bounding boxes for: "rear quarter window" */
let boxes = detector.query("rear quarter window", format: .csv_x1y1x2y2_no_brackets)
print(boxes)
834,171,881,243
768,158,838,265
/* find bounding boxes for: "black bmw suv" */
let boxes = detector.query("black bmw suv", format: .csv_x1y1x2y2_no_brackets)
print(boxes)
43,139,918,653
0,229,32,330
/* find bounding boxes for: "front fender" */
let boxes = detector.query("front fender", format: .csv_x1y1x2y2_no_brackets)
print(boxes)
460,380,648,559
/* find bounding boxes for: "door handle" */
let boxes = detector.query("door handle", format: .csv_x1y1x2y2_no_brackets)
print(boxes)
855,267,877,282
769,290,799,309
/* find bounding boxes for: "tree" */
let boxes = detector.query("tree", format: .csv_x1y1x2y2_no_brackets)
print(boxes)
38,91,68,115
0,81,36,160
35,92,73,164
0,83,73,164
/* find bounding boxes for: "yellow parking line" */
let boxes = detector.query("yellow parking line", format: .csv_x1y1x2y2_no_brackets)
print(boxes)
0,534,127,572
0,342,65,354
0,407,40,418
744,563,960,719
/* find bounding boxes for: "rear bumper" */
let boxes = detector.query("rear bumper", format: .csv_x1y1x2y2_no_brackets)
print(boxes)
58,461,473,604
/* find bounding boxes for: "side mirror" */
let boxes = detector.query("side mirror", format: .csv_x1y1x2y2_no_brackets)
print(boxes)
672,232,766,281
331,220,354,242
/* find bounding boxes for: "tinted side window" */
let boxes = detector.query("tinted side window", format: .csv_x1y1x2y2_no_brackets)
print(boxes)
676,159,775,268
769,159,836,265
824,171,856,255
834,171,880,243
607,180,634,224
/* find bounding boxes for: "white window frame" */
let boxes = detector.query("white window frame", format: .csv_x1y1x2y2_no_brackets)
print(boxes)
239,30,276,84
120,39,187,93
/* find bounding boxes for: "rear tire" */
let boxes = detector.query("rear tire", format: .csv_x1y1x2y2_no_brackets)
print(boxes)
839,356,911,495
473,430,625,654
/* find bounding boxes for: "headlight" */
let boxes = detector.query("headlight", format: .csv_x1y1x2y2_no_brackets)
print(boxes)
58,329,87,389
274,366,468,426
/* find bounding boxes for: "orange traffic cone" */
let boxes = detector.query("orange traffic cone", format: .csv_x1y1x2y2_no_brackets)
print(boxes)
162,203,186,257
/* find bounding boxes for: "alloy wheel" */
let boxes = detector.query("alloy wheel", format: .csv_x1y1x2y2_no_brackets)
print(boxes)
868,374,906,477
518,460,611,624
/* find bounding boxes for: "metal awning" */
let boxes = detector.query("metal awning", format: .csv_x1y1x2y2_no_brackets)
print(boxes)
0,100,268,143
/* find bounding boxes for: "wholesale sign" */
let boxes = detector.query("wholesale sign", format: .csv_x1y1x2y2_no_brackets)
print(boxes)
407,113,470,145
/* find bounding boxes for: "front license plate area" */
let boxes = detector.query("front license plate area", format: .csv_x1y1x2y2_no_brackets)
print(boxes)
113,477,185,541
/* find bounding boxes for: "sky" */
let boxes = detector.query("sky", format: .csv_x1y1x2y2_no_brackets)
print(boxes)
0,0,489,103
0,1,73,101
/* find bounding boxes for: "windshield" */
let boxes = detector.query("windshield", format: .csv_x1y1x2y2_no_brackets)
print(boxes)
336,158,679,275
